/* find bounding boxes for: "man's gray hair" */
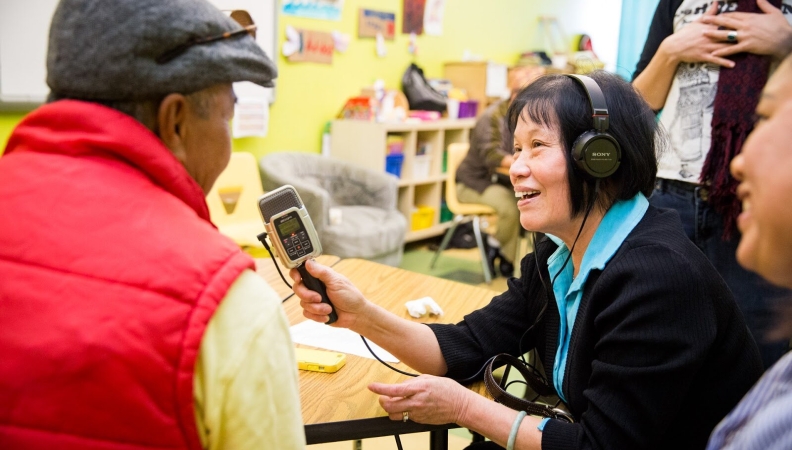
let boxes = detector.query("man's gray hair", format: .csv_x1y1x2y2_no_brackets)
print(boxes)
47,90,212,134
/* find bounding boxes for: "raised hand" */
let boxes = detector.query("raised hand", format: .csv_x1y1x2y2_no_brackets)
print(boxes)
661,0,736,68
701,0,792,60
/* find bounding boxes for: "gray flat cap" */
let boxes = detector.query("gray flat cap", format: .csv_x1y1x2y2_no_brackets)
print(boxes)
47,0,277,101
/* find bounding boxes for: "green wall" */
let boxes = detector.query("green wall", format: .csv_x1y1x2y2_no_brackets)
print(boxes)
1,0,538,157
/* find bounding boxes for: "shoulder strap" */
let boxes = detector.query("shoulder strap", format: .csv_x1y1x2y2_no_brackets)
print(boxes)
484,354,574,423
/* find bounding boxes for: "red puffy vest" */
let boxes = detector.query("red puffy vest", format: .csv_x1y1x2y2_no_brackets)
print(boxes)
0,101,254,449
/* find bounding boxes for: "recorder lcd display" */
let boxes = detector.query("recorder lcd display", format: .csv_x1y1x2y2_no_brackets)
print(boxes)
273,211,314,261
276,214,302,236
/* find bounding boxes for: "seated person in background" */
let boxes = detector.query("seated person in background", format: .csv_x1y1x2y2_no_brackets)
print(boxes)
706,54,792,450
292,71,762,450
456,66,544,277
0,0,303,448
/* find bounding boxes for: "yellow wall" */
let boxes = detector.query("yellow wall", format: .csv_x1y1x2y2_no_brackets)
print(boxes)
0,113,25,150
1,0,538,156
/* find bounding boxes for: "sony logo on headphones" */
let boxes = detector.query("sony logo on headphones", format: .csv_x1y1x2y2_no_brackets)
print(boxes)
592,153,610,157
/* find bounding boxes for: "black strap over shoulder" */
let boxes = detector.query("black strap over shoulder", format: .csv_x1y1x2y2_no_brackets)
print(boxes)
484,354,575,423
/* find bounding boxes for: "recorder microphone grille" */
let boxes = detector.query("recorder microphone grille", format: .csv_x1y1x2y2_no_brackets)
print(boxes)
259,186,303,223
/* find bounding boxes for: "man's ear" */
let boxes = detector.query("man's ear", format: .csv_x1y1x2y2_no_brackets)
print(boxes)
157,93,189,163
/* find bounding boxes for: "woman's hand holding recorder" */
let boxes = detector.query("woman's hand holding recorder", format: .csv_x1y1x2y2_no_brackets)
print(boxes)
290,259,369,328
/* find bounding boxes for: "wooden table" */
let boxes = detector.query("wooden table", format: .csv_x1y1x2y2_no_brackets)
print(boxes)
282,258,500,448
254,254,340,301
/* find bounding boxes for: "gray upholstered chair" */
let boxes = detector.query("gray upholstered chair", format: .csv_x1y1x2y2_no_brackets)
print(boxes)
259,152,406,266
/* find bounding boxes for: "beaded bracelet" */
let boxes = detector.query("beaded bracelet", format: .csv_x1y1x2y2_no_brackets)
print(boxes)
507,410,528,450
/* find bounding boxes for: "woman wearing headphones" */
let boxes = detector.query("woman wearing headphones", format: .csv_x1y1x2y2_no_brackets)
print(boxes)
292,71,762,450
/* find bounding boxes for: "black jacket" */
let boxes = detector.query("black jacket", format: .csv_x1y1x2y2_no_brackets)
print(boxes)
429,206,762,450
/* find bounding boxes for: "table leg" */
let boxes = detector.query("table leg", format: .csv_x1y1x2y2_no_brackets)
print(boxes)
429,429,448,450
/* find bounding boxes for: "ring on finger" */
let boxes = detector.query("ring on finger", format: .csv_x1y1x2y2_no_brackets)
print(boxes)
726,30,738,42
402,411,409,422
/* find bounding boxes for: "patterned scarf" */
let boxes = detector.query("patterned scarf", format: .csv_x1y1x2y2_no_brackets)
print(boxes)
701,0,783,239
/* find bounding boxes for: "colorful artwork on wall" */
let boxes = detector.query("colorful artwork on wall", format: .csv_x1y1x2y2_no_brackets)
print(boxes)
358,9,395,40
402,0,425,35
283,27,335,64
282,0,345,21
423,0,445,36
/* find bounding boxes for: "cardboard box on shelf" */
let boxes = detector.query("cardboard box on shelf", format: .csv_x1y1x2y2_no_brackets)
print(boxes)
337,96,375,121
443,61,507,117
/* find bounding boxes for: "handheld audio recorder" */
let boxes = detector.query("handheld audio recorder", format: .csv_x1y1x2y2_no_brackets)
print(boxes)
258,185,338,324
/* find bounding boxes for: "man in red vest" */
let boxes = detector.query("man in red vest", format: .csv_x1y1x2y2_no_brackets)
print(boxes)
0,0,304,449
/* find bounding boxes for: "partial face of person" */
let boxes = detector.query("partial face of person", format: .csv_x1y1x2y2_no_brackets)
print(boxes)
509,113,574,239
181,83,236,194
731,59,792,288
508,66,545,100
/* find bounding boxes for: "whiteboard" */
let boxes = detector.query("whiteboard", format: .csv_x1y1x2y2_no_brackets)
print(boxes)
0,0,56,104
213,0,278,103
0,0,276,106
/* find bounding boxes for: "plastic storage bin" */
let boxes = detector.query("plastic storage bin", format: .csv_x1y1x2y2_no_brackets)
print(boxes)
411,205,435,231
385,154,404,178
440,201,453,223
458,100,479,118
413,154,432,179
386,135,405,155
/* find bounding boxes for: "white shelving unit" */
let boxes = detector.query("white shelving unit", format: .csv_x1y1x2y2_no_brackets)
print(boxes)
330,118,476,243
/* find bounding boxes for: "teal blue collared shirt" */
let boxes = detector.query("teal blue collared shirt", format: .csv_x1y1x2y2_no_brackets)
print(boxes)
545,193,649,404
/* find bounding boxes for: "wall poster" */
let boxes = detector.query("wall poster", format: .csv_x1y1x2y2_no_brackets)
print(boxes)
282,0,345,21
358,9,395,40
423,0,445,36
402,0,425,34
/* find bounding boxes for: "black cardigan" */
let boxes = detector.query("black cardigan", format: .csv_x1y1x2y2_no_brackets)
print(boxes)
428,206,762,450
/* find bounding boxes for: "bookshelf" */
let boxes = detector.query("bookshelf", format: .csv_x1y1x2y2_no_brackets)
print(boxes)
330,118,476,242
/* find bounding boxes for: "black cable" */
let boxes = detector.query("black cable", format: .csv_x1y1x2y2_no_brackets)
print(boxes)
533,231,549,294
287,182,606,405
362,180,601,386
361,335,419,377
261,231,526,384
395,434,404,450
518,232,549,366
264,176,597,383
550,181,599,286
454,231,554,385
504,379,529,390
260,229,421,377
516,179,601,374
452,354,499,384
256,232,293,293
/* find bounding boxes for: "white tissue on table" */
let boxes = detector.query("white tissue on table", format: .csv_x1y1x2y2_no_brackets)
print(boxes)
405,296,444,318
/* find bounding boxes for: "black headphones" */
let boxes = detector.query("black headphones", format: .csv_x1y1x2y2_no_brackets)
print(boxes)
564,74,622,179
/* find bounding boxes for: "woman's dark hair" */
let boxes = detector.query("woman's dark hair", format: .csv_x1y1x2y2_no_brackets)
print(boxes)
506,71,661,217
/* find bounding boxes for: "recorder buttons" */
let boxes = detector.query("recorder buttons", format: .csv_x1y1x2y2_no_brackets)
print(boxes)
283,232,313,260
